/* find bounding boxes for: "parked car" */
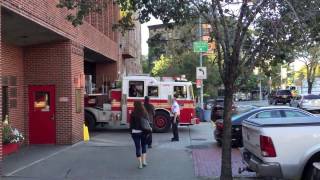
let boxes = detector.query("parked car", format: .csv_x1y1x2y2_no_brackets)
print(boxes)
211,98,236,122
205,99,215,110
214,105,257,147
240,107,318,180
290,94,320,112
268,89,292,105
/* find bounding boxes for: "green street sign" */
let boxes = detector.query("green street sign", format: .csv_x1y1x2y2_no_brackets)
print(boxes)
193,41,208,52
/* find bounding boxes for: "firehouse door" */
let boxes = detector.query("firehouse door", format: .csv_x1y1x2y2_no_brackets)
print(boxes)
29,85,56,144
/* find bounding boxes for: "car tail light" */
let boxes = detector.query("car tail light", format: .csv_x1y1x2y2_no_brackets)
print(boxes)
216,122,224,130
260,135,276,157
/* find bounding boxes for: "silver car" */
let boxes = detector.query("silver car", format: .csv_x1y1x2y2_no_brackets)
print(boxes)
290,94,320,112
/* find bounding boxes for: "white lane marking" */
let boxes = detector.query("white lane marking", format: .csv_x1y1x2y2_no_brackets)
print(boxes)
5,141,84,176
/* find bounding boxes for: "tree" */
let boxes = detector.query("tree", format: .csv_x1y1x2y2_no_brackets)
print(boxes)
57,0,313,179
276,0,320,93
298,46,320,93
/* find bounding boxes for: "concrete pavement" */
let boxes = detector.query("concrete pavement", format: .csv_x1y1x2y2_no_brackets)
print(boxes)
3,123,256,180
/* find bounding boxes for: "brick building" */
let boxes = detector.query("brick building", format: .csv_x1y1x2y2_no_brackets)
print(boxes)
0,0,141,174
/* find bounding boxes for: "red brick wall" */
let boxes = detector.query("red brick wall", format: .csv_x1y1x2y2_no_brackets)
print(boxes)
70,42,84,144
2,42,25,137
1,0,119,62
24,41,84,144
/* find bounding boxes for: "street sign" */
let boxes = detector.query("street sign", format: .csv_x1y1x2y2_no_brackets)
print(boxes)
196,79,202,88
193,41,208,52
196,67,207,79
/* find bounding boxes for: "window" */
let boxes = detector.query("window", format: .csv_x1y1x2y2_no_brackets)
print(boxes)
148,86,159,97
283,110,310,118
2,86,8,121
34,91,50,112
174,86,187,99
255,110,282,118
129,81,144,97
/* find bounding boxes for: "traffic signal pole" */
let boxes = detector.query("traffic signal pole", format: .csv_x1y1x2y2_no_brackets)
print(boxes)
199,16,204,109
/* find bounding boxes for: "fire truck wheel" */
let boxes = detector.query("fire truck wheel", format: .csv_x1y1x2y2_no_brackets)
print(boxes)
85,112,96,131
154,111,171,133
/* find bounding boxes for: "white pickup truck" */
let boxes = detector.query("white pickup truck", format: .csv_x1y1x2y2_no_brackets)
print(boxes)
240,116,320,180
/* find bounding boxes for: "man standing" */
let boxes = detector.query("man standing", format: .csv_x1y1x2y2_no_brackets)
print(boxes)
171,95,180,142
144,96,155,148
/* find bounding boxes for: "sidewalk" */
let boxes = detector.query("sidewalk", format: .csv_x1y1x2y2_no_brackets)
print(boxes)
2,123,256,180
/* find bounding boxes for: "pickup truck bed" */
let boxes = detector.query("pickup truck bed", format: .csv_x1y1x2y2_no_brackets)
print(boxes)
241,117,320,180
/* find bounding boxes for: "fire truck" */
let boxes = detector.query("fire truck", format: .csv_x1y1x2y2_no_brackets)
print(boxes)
84,75,199,133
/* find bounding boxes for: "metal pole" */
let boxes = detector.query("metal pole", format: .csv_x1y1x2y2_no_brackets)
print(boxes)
199,16,204,109
259,79,262,101
259,69,262,101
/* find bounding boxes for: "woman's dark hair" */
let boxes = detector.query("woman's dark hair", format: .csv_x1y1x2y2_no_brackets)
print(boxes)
132,101,148,118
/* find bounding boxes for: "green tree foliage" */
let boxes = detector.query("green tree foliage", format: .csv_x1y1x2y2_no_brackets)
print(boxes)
140,55,149,73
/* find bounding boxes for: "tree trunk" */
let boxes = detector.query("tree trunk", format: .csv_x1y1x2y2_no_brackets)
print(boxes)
308,81,313,94
220,84,234,180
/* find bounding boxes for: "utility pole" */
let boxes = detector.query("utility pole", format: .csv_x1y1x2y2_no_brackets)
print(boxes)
199,16,204,109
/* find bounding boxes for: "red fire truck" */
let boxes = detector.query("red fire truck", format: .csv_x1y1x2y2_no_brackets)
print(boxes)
84,75,199,132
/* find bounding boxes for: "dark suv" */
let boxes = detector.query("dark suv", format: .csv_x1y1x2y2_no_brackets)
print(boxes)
268,90,292,105
211,98,236,122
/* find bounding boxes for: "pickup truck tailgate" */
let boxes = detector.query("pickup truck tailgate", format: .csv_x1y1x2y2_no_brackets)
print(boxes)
242,123,262,158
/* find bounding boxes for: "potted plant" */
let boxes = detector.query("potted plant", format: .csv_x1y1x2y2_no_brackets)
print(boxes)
2,116,24,156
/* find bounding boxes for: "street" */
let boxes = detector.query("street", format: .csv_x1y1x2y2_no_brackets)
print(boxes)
3,121,257,180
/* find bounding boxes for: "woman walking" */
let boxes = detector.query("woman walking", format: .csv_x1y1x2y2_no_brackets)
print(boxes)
130,101,150,169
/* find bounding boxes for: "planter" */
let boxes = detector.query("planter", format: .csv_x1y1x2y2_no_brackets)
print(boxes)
3,143,20,156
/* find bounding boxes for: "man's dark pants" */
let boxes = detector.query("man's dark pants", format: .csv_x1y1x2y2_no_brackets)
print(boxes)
171,116,179,140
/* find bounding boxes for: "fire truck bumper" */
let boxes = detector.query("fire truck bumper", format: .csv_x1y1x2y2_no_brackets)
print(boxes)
191,117,200,124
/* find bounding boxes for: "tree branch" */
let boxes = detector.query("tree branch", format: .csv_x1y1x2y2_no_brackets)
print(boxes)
215,0,231,57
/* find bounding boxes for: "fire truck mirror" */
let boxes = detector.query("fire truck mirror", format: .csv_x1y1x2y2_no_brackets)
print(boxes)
122,94,127,105
168,95,172,104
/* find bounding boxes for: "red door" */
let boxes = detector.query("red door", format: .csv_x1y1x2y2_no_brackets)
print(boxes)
29,85,56,144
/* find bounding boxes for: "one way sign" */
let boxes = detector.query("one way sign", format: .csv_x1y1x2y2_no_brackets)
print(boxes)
196,67,207,79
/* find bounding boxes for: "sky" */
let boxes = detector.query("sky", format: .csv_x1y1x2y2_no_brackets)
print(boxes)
141,17,162,56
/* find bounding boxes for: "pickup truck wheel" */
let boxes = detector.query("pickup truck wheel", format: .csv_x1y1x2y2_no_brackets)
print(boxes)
85,112,96,131
303,154,320,180
154,111,171,133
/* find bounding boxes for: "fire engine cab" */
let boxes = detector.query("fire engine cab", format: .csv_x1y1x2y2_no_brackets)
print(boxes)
84,75,199,132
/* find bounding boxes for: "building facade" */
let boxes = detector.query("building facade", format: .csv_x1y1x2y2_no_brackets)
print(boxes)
0,0,141,174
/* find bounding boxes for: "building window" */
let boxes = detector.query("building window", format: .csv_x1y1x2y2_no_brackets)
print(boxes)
148,86,159,97
2,86,9,121
174,86,187,99
129,81,144,97
34,91,50,112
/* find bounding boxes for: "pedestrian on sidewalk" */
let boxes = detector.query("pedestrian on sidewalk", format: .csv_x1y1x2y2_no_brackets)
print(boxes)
130,101,149,169
144,96,155,148
171,95,180,142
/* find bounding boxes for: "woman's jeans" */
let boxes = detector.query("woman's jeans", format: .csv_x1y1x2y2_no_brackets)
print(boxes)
132,133,147,157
